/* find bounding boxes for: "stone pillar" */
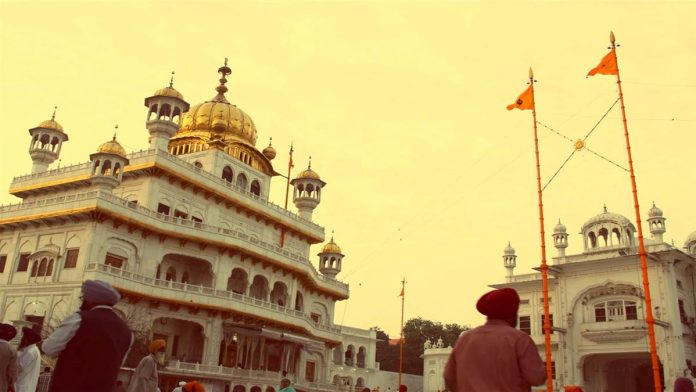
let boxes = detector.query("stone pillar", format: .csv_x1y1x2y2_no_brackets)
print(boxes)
203,316,224,365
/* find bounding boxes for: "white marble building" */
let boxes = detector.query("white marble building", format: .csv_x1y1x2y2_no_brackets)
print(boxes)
0,62,394,392
423,206,696,392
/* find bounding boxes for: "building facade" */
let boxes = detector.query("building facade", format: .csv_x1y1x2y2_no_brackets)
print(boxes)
0,62,388,392
423,206,696,392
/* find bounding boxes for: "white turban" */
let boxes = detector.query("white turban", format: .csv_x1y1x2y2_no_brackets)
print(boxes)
82,280,120,306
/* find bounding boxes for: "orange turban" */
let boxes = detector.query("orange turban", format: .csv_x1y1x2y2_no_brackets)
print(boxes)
476,288,520,320
148,339,166,353
183,381,206,392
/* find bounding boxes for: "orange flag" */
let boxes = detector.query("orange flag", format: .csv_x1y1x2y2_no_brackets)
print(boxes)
506,85,534,111
398,287,404,297
587,48,618,76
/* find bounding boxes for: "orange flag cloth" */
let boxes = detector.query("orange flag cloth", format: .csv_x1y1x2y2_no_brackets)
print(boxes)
506,85,534,111
587,48,618,76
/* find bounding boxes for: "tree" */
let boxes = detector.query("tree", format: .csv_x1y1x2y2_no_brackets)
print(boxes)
374,327,399,372
374,318,469,375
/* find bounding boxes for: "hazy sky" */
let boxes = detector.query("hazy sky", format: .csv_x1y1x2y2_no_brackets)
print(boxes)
1,1,694,338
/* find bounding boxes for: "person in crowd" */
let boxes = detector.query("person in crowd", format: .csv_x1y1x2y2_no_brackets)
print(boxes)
675,377,696,392
182,381,205,392
172,381,187,392
279,378,296,392
42,280,133,392
15,327,41,392
444,288,546,392
128,339,166,392
0,324,18,392
35,367,51,392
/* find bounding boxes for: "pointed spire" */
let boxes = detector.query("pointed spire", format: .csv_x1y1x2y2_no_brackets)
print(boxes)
603,204,608,213
609,31,616,44
268,137,273,147
169,71,175,88
213,58,232,103
51,106,58,121
330,229,335,242
113,124,118,140
308,156,312,170
528,67,534,79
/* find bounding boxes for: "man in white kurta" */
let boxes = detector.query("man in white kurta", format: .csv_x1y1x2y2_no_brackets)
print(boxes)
16,327,42,392
127,339,166,392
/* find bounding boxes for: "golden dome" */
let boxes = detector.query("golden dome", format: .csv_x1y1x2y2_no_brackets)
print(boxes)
178,100,257,146
97,136,127,157
297,168,320,180
153,86,184,100
262,139,276,160
321,238,342,254
36,119,65,133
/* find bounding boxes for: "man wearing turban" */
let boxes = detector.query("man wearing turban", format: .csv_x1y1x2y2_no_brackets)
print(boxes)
15,327,42,392
127,339,166,392
443,288,546,392
0,323,18,392
42,280,133,392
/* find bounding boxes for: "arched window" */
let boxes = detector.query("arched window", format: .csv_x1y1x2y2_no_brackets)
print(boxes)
250,180,261,196
227,268,248,295
612,228,622,244
101,160,112,176
222,166,234,183
30,261,39,277
295,291,304,312
38,258,47,276
588,231,597,248
46,259,54,276
166,266,177,281
594,300,638,322
113,163,121,177
249,275,269,300
181,271,189,284
598,228,609,246
236,173,248,190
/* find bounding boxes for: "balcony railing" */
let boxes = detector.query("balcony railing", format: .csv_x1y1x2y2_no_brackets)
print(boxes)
0,190,348,294
10,148,323,233
86,263,342,335
165,360,338,392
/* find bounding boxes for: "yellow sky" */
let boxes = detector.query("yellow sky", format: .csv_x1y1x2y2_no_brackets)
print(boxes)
1,1,694,337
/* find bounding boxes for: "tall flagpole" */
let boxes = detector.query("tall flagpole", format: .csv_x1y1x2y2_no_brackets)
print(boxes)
280,143,294,247
398,278,405,390
528,68,554,392
610,31,662,392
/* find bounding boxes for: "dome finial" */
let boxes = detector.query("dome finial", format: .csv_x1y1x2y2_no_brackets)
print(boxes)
169,71,175,88
603,204,608,213
268,137,273,147
331,229,335,242
214,58,232,103
113,124,118,140
308,156,312,170
51,106,58,121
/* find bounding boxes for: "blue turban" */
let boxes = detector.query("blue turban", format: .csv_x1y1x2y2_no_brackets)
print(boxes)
82,280,120,306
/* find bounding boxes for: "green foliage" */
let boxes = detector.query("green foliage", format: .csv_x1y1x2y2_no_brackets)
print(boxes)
374,318,469,375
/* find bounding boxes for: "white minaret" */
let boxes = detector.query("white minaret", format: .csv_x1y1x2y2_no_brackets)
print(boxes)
647,202,666,243
318,232,343,279
89,131,129,193
290,158,326,220
503,242,516,282
552,219,569,258
28,107,69,173
144,72,189,151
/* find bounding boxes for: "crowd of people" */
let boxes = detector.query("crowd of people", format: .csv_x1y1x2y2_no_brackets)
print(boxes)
0,280,308,392
2,281,695,391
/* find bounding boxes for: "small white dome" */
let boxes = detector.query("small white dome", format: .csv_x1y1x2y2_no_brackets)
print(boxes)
554,220,567,234
503,242,515,255
648,202,663,218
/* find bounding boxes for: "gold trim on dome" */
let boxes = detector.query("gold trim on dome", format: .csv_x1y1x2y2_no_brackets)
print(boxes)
97,136,127,157
153,86,184,100
36,119,65,133
177,100,258,146
298,168,320,180
321,241,342,254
